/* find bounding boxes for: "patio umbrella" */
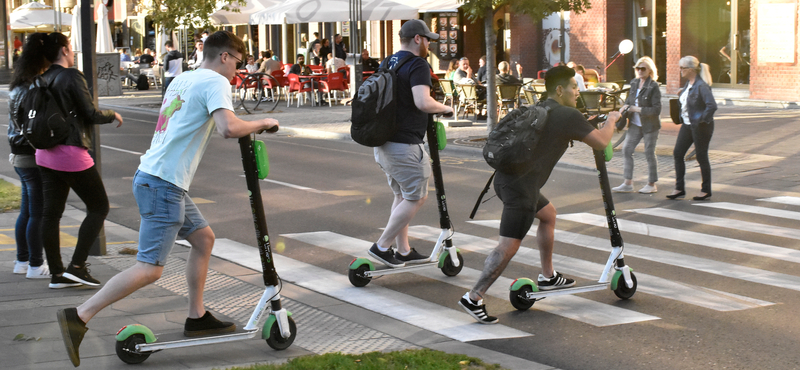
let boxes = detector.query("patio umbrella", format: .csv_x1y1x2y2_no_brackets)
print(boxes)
96,2,114,53
211,0,280,25
10,2,72,32
70,4,82,53
250,0,419,24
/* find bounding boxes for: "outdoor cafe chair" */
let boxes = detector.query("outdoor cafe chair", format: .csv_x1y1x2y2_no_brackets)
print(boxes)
522,89,537,105
286,73,314,107
439,79,457,109
318,72,347,107
497,84,522,117
457,84,484,120
579,90,619,115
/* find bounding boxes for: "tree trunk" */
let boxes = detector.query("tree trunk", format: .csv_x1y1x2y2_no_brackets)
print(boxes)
484,5,497,133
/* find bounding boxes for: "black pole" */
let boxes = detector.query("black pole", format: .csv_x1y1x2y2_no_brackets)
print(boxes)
0,0,8,72
81,0,106,256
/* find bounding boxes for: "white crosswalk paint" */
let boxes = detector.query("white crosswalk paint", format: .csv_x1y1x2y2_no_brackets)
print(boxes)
281,231,658,327
560,213,800,264
462,222,775,310
628,208,800,240
696,202,800,221
208,238,531,342
758,196,800,207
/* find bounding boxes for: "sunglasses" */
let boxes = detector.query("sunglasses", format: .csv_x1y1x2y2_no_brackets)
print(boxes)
221,52,244,69
635,67,647,71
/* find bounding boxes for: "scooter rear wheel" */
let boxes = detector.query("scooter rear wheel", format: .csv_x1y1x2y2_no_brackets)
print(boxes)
509,285,535,311
116,334,151,364
614,271,637,300
348,264,372,287
266,316,297,350
440,252,464,277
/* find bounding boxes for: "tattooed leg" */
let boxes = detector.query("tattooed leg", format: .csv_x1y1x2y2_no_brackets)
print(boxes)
469,236,522,301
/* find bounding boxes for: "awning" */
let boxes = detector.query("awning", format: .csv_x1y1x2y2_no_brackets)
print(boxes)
250,0,419,25
211,0,280,25
407,0,462,13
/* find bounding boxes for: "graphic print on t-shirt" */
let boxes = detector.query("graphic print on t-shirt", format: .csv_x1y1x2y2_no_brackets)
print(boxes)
154,95,185,143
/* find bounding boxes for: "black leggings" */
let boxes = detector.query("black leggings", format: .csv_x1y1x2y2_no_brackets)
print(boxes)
673,122,714,193
40,165,110,275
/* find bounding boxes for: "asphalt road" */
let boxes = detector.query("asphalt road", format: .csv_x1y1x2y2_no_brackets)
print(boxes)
2,103,800,370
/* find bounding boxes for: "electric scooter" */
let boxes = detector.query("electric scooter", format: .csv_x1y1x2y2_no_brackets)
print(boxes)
114,129,297,364
348,114,464,287
508,113,637,311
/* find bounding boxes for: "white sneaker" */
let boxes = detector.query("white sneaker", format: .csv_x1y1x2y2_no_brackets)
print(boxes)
13,260,28,274
638,184,658,194
26,264,50,279
611,183,634,193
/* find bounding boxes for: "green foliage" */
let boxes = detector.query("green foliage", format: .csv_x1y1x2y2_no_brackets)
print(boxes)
459,0,592,21
148,0,248,33
222,349,506,370
0,179,21,212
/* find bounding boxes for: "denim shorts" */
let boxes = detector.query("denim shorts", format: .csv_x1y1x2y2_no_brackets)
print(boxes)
132,170,209,266
374,142,431,200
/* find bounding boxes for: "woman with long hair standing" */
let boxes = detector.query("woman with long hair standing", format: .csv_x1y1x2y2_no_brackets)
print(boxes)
667,56,717,201
8,33,50,279
37,33,123,288
612,56,662,194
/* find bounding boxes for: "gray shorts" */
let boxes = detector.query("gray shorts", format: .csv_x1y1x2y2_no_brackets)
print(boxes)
374,142,431,200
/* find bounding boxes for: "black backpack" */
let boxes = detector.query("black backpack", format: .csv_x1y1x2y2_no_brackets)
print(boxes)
17,70,73,150
136,74,150,90
350,53,416,147
482,102,551,174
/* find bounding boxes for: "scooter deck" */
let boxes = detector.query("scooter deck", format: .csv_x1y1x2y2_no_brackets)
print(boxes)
526,283,608,299
365,261,441,277
137,328,259,352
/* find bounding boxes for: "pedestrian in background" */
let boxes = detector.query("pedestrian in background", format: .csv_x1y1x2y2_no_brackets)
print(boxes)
36,32,123,289
368,20,453,268
162,41,184,92
613,56,662,194
7,33,50,279
667,55,717,201
444,59,459,80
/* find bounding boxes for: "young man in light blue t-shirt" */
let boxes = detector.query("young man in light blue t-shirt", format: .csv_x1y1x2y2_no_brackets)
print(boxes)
57,31,280,367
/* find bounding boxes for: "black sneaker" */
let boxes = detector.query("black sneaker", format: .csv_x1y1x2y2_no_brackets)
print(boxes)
458,292,499,325
395,248,429,264
537,271,576,291
184,311,237,337
368,243,405,268
63,263,101,286
49,275,83,289
57,307,87,367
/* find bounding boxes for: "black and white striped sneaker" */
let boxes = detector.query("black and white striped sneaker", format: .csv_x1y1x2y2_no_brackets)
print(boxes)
537,271,576,291
458,292,499,325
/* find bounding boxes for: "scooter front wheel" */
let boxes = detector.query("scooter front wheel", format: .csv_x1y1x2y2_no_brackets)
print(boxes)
440,252,464,277
509,285,535,311
348,264,372,287
116,334,151,364
614,271,637,300
266,316,297,350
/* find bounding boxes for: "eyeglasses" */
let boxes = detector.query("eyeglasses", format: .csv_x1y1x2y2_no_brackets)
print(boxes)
679,67,691,70
221,52,244,69
635,67,647,71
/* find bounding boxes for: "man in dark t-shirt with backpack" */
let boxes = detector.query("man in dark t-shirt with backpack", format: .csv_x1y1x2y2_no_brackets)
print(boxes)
458,66,621,324
367,20,454,268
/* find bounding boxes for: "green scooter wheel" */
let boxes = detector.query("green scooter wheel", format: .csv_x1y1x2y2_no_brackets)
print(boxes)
614,271,637,300
509,285,535,311
116,334,151,364
348,264,372,287
440,252,464,277
266,316,297,350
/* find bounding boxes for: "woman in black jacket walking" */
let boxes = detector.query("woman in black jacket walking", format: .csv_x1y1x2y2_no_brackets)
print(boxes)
613,56,662,194
7,33,50,279
36,33,123,288
667,55,717,201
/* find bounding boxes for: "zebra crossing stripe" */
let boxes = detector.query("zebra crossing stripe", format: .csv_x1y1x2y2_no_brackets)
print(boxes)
758,196,800,206
281,231,659,327
460,222,775,310
629,208,800,240
560,213,800,264
208,238,530,342
696,202,800,221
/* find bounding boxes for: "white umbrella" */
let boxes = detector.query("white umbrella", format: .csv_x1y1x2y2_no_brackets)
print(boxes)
405,0,461,12
211,0,280,25
250,0,419,24
96,3,114,53
10,2,72,32
70,4,82,53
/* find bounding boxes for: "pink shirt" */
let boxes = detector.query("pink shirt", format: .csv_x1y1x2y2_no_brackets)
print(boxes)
36,145,95,172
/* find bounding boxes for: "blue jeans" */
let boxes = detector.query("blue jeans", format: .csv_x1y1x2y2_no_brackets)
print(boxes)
14,167,44,267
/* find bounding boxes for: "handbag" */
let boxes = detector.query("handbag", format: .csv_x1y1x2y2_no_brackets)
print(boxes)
669,98,681,125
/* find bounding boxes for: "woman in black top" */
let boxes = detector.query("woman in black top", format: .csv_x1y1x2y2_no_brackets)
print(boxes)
7,33,50,279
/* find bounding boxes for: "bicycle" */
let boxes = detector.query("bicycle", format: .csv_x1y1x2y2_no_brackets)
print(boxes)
234,72,283,114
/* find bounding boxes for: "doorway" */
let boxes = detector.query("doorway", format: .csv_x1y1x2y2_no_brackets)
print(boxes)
683,0,750,86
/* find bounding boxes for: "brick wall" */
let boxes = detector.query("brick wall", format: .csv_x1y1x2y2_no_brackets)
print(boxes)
665,0,682,94
749,0,800,101
570,2,607,79
509,13,541,78
606,0,628,82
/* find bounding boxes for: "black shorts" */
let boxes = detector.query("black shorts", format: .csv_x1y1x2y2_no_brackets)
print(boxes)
494,172,550,240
